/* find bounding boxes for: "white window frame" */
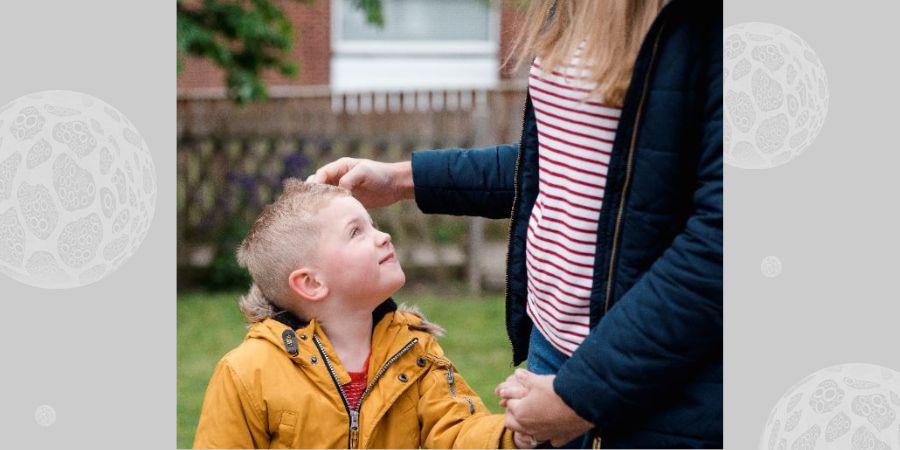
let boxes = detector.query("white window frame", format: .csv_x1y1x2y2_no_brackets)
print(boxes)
331,0,500,57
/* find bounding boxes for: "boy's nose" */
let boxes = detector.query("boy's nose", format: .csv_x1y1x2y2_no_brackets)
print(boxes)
376,230,391,246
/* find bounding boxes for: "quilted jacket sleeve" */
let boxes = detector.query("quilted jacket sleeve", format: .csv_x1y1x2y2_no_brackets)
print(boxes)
417,342,516,448
411,144,519,219
553,14,723,436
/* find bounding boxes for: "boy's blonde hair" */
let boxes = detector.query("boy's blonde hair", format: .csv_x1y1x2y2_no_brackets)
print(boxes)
236,179,350,323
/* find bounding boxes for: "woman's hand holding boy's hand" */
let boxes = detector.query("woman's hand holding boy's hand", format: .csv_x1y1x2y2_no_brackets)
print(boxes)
307,157,414,208
497,369,594,447
499,372,538,448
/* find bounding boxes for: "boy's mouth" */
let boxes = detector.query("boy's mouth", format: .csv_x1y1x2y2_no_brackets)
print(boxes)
379,252,397,265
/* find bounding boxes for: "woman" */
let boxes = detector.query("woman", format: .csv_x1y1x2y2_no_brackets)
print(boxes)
310,0,722,447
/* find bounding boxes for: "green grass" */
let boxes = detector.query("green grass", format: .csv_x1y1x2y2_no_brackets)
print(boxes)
177,291,517,449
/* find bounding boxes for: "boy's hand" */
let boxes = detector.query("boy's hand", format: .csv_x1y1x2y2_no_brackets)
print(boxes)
513,431,538,449
504,370,594,447
501,373,537,448
306,157,413,208
496,372,530,408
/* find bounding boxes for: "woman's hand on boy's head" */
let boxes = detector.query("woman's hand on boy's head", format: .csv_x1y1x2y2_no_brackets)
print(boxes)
307,158,414,209
307,157,359,185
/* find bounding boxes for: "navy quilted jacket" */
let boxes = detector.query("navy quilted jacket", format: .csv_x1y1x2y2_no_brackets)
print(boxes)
412,0,722,447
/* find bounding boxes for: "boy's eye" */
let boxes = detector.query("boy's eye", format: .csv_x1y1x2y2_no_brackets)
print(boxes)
350,227,360,238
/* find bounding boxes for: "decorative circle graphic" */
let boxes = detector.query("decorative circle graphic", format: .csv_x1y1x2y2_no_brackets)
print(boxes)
759,363,900,449
761,256,783,278
34,405,56,427
0,91,157,288
724,23,829,169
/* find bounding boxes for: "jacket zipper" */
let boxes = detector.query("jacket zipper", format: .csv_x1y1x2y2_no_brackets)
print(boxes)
313,334,419,449
352,337,419,447
603,19,669,315
504,94,530,361
505,0,554,363
445,367,476,414
312,334,355,448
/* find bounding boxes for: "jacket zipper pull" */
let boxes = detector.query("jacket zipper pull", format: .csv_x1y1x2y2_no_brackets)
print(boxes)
350,409,360,449
447,367,456,397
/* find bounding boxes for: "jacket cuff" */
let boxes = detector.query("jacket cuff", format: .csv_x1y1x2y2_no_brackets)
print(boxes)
553,361,617,434
410,149,448,215
410,146,517,219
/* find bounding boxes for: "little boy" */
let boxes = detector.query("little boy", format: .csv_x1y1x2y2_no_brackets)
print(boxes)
194,179,526,449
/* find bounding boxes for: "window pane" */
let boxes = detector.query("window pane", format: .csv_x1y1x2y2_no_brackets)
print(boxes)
341,0,490,41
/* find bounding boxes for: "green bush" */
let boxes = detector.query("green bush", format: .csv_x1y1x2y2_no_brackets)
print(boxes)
206,219,252,291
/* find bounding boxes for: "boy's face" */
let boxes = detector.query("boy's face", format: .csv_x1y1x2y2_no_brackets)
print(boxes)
314,195,405,305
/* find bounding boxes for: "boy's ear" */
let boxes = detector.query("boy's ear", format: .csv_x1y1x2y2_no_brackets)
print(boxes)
288,268,329,302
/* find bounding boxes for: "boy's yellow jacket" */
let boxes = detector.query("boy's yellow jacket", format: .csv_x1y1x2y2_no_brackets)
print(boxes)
193,303,515,449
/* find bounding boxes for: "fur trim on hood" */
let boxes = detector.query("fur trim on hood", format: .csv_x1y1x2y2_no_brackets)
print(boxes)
397,303,445,338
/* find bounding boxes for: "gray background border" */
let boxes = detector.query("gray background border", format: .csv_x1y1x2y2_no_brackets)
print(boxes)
0,1,174,448
1,1,898,448
726,0,900,447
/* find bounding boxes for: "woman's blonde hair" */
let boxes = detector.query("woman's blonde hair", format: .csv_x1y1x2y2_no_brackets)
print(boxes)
506,0,665,107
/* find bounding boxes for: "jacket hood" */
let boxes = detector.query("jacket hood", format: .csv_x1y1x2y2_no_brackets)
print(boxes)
244,298,447,379
244,298,394,354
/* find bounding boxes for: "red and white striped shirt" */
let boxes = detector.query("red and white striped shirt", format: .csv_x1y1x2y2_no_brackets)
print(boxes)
525,56,621,356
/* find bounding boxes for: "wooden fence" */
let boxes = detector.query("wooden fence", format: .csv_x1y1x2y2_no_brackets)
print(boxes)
177,85,527,292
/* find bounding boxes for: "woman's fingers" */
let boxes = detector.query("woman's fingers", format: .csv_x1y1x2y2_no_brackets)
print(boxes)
497,383,529,400
495,372,522,395
506,400,549,443
311,157,359,185
504,406,525,433
496,372,529,402
337,164,366,191
308,159,412,208
497,371,529,410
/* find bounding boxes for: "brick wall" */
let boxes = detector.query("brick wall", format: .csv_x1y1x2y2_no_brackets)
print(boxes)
177,0,524,91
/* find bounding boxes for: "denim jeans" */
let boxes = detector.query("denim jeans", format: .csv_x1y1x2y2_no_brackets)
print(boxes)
526,328,591,449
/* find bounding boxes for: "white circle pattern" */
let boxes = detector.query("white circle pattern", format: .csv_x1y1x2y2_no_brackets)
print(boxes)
760,364,900,449
0,91,156,288
724,23,829,169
